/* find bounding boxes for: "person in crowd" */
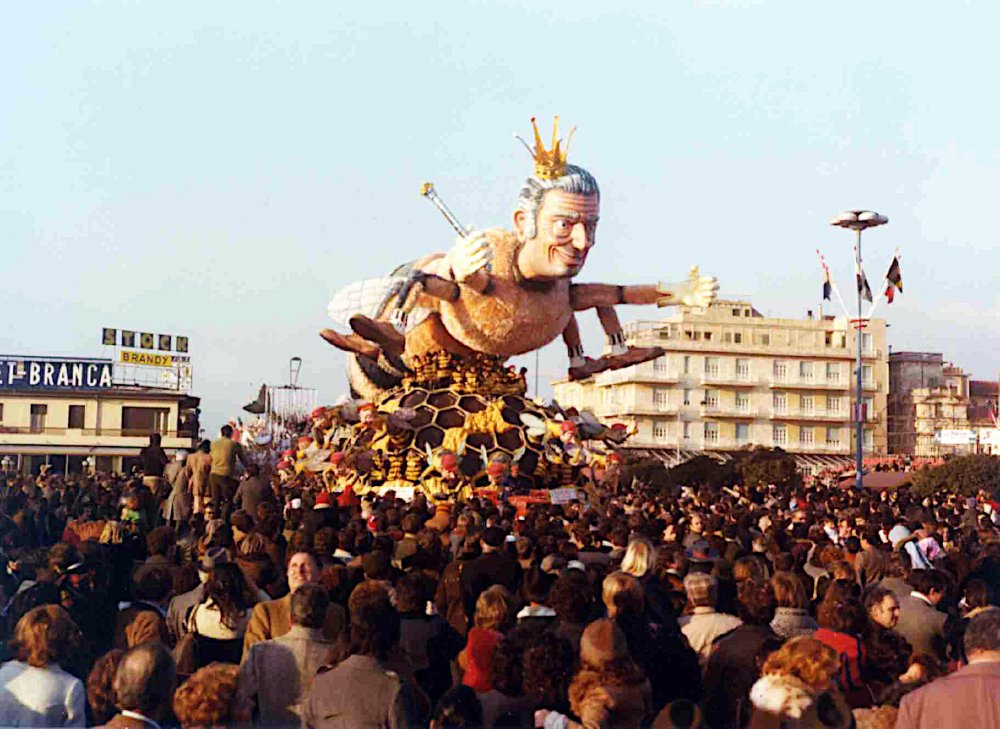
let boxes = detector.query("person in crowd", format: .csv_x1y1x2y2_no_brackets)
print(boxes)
0,605,86,727
948,578,996,664
855,528,889,587
236,583,339,725
769,571,818,640
166,546,228,643
302,582,425,728
897,609,1000,729
678,571,743,666
162,451,191,532
86,649,125,726
860,585,912,697
104,642,177,729
460,584,514,693
813,580,870,707
395,572,463,707
113,566,172,649
232,463,274,518
138,434,169,499
894,568,950,663
461,526,522,625
185,561,257,666
174,662,249,728
209,425,249,517
431,684,483,729
185,440,212,516
242,550,346,656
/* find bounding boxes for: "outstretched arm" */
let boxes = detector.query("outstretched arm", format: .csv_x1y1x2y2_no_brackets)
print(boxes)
570,266,718,311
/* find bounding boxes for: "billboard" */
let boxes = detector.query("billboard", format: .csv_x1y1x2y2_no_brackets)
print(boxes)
120,351,174,368
935,429,977,445
0,358,113,391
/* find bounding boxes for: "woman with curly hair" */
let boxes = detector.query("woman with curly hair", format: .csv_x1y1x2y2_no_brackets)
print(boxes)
748,637,852,729
85,648,124,726
0,604,86,727
174,662,251,728
536,618,652,729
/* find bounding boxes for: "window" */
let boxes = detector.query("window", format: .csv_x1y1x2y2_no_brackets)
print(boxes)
864,429,874,449
683,388,692,406
122,407,170,435
683,421,691,439
745,309,752,317
683,356,691,375
0,403,3,422
704,357,719,377
653,357,669,374
862,333,873,352
723,332,732,343
799,361,813,381
732,308,741,317
734,332,742,344
826,362,839,383
736,393,750,412
827,396,841,414
704,422,719,442
800,428,815,445
68,405,85,429
825,332,833,346
704,331,713,341
773,424,787,445
773,392,787,413
826,427,840,445
773,360,788,381
862,364,873,385
864,397,874,421
736,358,750,379
653,389,671,410
735,423,750,442
704,389,719,407
801,395,814,414
30,404,48,433
653,421,670,441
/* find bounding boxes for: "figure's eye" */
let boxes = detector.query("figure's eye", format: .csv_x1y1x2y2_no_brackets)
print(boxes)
553,219,573,235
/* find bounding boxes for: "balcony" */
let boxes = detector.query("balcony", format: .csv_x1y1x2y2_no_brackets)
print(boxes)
770,377,852,391
771,409,850,422
0,427,196,449
700,372,759,387
595,401,678,418
700,403,760,418
595,368,678,386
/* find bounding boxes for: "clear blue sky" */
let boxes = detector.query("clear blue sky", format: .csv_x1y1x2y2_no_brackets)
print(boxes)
3,2,998,431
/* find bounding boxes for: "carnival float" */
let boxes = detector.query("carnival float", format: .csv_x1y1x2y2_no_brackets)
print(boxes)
294,118,719,502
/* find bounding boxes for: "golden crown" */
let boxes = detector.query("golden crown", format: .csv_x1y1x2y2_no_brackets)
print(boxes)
517,116,576,180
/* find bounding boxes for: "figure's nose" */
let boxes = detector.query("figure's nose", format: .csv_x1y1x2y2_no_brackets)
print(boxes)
571,222,592,251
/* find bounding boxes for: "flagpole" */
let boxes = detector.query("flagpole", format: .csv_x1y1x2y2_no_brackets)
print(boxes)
865,249,901,320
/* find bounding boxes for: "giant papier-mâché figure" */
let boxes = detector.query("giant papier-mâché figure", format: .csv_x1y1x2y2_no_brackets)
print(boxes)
322,118,718,401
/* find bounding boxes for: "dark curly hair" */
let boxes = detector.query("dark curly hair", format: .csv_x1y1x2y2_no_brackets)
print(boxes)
548,570,593,625
523,632,576,711
86,649,124,726
489,627,532,697
173,662,249,728
203,562,256,631
432,685,482,728
736,579,776,626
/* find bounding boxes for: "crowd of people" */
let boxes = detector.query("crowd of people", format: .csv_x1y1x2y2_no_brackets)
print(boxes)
1,429,1000,729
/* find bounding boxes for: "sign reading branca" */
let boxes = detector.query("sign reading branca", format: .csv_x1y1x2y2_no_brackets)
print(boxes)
0,358,114,391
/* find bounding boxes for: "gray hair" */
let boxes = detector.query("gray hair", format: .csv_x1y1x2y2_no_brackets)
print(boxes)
964,607,1000,657
291,583,330,629
114,642,177,717
516,164,600,239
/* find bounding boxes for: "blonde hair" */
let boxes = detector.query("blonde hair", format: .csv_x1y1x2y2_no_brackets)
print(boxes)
100,521,124,545
475,585,513,631
602,571,644,618
620,536,655,579
771,571,809,609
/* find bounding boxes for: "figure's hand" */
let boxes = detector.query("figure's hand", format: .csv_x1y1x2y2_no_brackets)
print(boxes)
657,266,719,307
448,229,493,282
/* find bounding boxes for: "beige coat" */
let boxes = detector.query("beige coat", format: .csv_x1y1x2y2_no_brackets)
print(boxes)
185,451,211,514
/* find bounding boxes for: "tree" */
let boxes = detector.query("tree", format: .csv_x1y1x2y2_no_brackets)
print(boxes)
910,455,1000,498
735,447,802,490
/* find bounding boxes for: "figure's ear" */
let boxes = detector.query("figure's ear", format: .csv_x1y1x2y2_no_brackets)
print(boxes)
513,209,528,239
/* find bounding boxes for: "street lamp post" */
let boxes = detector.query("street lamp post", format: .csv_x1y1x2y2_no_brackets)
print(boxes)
830,210,888,490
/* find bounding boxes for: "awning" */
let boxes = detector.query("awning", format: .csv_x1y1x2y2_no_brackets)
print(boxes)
838,471,912,490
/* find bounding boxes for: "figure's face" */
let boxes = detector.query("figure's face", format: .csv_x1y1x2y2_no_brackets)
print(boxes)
515,190,599,280
870,594,899,629
690,514,704,534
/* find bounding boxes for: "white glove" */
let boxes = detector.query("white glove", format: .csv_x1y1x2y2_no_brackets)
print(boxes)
657,265,719,307
448,229,494,282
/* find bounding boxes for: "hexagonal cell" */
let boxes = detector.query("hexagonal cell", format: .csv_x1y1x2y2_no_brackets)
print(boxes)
409,408,433,429
435,408,465,429
459,453,481,476
427,391,457,409
400,389,428,408
502,396,526,413
518,450,539,475
458,395,487,413
414,426,444,450
500,407,522,426
497,429,524,451
465,432,494,449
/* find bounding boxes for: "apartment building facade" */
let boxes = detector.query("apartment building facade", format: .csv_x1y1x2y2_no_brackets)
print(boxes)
554,300,888,463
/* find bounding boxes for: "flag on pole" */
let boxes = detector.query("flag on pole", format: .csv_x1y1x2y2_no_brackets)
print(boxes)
817,250,832,301
854,244,873,302
884,253,903,303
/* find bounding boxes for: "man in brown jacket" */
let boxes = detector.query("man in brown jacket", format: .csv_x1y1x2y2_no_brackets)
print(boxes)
242,551,345,658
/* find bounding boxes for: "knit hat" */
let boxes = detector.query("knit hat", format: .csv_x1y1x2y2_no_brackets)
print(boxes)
580,618,629,667
683,571,717,608
314,491,333,510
